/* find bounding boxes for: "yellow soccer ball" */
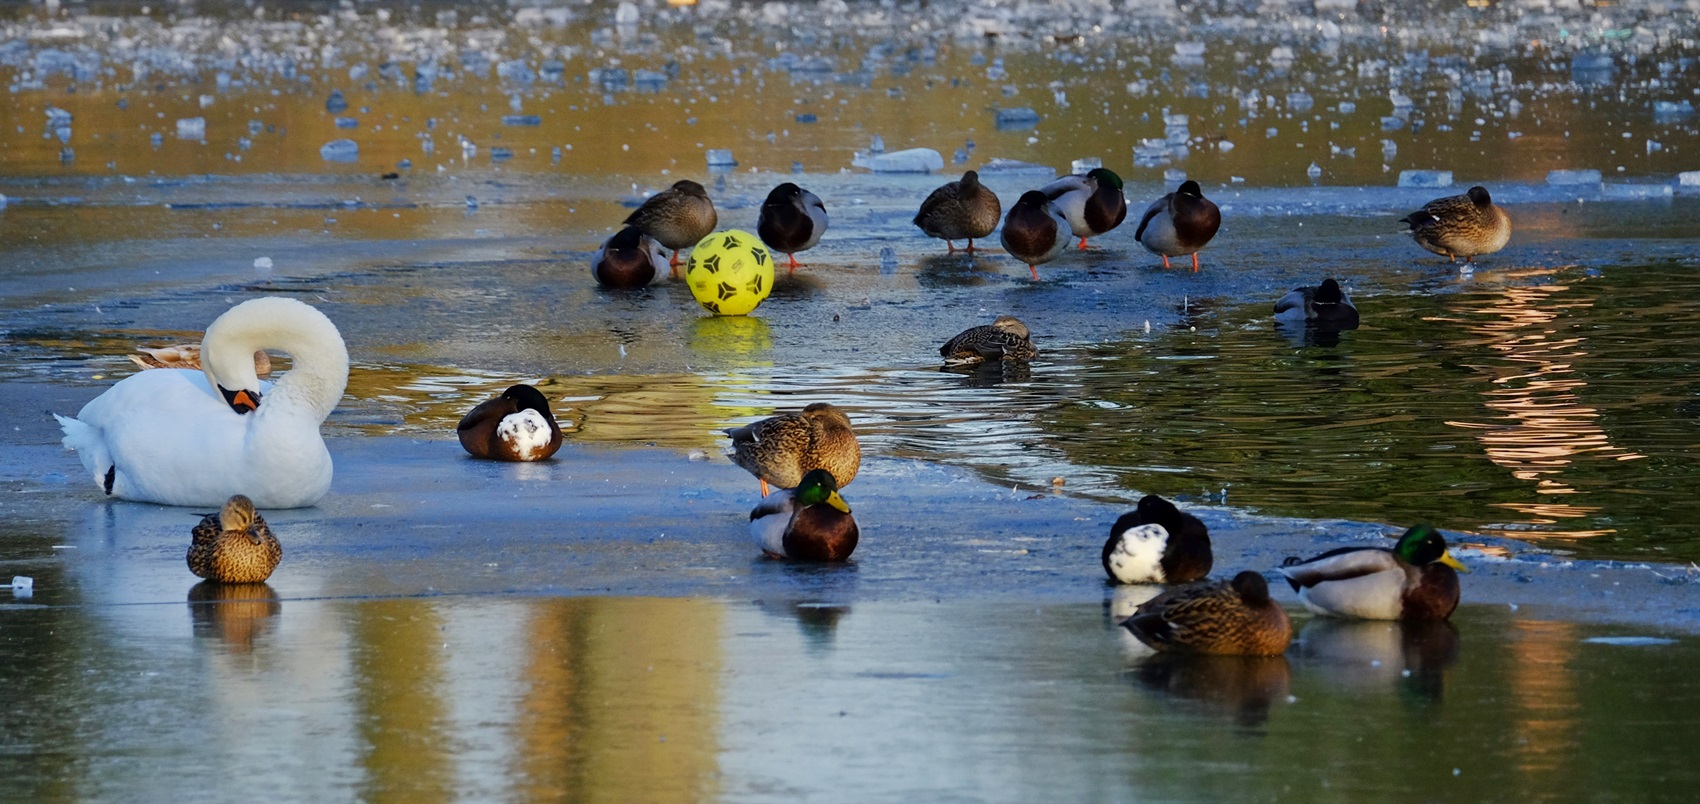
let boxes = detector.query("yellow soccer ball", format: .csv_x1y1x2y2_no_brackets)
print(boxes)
684,229,774,316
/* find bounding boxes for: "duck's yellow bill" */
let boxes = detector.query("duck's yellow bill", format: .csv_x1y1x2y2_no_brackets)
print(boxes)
1440,552,1469,573
826,491,852,514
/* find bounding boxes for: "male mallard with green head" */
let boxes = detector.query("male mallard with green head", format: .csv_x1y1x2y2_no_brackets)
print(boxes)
1400,185,1511,263
188,494,282,584
1102,494,1213,585
456,384,564,462
749,469,859,561
726,402,860,497
756,182,828,272
914,170,1002,254
939,315,1038,366
1273,278,1360,329
1135,180,1221,271
1121,571,1292,656
623,179,719,273
1000,190,1070,280
1278,524,1468,621
1039,167,1128,249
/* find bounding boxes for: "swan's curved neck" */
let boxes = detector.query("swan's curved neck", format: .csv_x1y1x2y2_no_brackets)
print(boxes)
203,298,349,421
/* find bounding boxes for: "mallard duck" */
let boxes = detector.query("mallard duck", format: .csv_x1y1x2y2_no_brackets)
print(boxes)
1102,494,1213,584
913,169,1002,254
1400,185,1511,263
726,402,860,497
1039,167,1128,249
1278,524,1468,621
1000,190,1070,280
939,315,1038,366
56,298,347,508
623,179,719,273
456,384,563,462
1135,180,1221,271
756,182,828,272
187,494,282,583
749,468,859,561
130,344,272,377
591,225,666,288
1273,278,1360,329
1120,571,1292,656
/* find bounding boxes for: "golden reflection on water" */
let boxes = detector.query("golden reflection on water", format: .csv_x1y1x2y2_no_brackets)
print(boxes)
1435,278,1643,540
514,598,721,801
351,598,456,801
1507,619,1580,787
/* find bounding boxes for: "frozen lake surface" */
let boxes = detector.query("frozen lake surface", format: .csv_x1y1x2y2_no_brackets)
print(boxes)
4,0,1700,798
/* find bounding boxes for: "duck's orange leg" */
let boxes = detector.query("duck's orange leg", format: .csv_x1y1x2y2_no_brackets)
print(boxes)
1029,264,1040,280
760,478,771,498
964,239,976,253
787,253,801,273
1161,255,1173,270
1191,253,1200,272
1077,237,1089,250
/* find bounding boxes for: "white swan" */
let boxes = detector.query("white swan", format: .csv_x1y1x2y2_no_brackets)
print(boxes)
55,297,349,508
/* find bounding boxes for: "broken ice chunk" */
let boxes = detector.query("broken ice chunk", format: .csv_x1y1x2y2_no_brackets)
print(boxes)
319,138,359,162
705,148,737,167
176,117,206,140
1547,169,1602,186
1071,157,1102,174
1398,170,1453,188
852,147,943,174
995,108,1041,130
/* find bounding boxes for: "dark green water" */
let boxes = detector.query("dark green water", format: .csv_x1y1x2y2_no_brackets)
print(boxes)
1,594,1695,800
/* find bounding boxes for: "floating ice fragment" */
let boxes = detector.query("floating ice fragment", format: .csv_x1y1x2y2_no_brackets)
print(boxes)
1583,636,1676,646
334,116,358,129
1217,140,1234,153
176,117,206,140
994,108,1041,129
150,132,163,148
1163,169,1187,185
1398,170,1453,188
1338,101,1356,114
1381,116,1406,131
795,113,818,123
879,246,898,274
1547,169,1602,186
1306,162,1322,180
1570,53,1615,86
1287,91,1314,112
1174,42,1205,58
870,134,886,154
1680,171,1700,187
615,1,640,24
319,138,359,162
326,89,348,114
4,576,32,598
489,147,513,161
503,115,542,126
1602,184,1672,200
1071,157,1102,174
852,147,943,174
705,148,737,167
1653,100,1694,118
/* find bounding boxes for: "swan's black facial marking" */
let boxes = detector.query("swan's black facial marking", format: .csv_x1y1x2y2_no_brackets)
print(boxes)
219,385,261,414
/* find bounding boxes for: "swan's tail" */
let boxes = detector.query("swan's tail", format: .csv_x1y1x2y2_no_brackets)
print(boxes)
54,413,114,493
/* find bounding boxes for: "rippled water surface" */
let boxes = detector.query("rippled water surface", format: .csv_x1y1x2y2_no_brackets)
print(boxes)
2,593,1697,800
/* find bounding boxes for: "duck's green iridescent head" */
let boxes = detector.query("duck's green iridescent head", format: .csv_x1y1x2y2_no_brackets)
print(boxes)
1086,167,1124,190
1395,524,1469,572
795,469,851,513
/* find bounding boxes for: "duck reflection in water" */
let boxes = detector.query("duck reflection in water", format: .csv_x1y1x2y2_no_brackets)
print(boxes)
188,581,281,653
1292,618,1460,704
758,600,852,651
1125,653,1293,729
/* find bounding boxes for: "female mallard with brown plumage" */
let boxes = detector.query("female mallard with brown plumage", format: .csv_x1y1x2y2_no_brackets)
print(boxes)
1000,190,1070,280
1400,185,1511,263
1121,571,1292,656
749,469,859,561
1135,180,1221,271
726,402,860,497
756,182,828,272
591,225,667,288
1102,494,1213,585
623,179,719,273
188,494,282,584
456,384,564,462
1278,524,1468,621
914,170,1002,254
939,315,1038,366
1039,167,1128,249
130,343,271,377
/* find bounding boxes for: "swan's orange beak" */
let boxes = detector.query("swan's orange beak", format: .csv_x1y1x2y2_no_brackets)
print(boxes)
220,386,261,414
